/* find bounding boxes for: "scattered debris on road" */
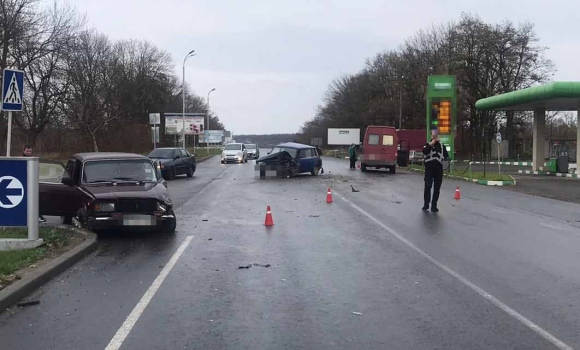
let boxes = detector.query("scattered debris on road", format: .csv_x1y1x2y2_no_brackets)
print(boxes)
208,238,213,241
17,300,40,308
239,263,271,269
308,215,320,218
352,312,363,316
253,263,271,268
202,219,209,222
351,185,360,192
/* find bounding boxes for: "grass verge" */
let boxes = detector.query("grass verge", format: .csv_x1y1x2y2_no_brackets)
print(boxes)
408,164,513,181
0,227,85,290
188,148,222,158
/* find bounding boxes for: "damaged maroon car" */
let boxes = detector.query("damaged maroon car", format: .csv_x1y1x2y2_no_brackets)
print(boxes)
39,152,176,234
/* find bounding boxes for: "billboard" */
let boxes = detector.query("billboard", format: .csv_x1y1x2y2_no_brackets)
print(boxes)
199,130,224,143
164,113,205,135
327,128,360,145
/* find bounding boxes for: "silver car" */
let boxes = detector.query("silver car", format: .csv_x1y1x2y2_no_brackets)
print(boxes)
221,143,248,163
246,144,260,159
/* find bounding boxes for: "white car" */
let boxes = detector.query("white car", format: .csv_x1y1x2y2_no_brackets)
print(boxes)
221,143,248,163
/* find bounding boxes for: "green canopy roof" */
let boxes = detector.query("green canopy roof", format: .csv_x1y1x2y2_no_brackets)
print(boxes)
475,82,580,111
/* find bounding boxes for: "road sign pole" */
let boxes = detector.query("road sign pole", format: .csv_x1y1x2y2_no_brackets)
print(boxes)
6,111,12,157
27,157,39,240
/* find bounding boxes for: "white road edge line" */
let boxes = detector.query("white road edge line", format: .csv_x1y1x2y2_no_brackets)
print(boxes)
104,235,194,350
333,190,573,350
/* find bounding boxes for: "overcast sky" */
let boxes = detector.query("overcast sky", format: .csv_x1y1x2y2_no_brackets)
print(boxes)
62,0,580,135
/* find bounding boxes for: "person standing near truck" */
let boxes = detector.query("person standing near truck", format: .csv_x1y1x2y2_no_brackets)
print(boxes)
348,143,357,169
422,132,448,212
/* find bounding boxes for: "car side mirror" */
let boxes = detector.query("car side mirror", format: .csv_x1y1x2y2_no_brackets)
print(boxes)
62,173,74,186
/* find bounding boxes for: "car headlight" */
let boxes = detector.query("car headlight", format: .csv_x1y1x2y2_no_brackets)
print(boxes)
237,152,243,156
95,202,115,212
156,201,167,212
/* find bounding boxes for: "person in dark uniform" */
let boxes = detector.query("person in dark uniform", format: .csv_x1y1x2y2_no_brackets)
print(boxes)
22,145,46,222
422,132,449,212
348,143,357,169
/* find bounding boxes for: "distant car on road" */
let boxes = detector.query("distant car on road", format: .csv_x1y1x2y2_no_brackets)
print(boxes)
221,143,248,163
148,147,196,180
256,142,323,177
39,152,176,234
246,144,260,159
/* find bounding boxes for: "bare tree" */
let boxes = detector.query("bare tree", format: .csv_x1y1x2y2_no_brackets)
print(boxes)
14,1,84,146
61,30,114,151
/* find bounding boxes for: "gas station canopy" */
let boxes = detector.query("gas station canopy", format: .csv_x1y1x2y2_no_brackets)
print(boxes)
475,82,580,111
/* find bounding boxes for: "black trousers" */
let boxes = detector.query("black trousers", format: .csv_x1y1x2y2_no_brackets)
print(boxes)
350,157,356,169
424,165,443,207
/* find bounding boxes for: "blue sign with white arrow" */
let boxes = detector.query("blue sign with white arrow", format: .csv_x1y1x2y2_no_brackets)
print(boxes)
2,68,24,111
0,160,27,226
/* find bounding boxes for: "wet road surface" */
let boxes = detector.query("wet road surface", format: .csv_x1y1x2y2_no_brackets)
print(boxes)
1,154,580,349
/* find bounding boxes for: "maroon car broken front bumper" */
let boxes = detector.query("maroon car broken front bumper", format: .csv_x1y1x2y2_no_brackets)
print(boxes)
88,212,174,230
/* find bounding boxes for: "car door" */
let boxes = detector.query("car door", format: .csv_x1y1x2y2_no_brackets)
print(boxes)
39,159,91,217
182,149,196,167
172,149,183,174
297,148,313,173
179,149,191,170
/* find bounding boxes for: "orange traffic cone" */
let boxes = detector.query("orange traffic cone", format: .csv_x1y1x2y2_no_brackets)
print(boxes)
264,206,274,226
454,186,461,200
326,187,333,203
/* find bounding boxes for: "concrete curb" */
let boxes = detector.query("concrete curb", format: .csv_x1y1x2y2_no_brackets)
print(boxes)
518,169,580,179
0,227,97,313
407,167,516,186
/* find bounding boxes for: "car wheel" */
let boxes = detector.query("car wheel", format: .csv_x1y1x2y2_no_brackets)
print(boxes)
186,166,194,177
162,210,177,234
361,163,367,172
311,166,320,176
62,216,73,225
391,166,396,174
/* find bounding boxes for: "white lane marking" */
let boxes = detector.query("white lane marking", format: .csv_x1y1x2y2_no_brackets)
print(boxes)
540,223,564,231
333,190,573,350
105,235,194,350
491,208,506,214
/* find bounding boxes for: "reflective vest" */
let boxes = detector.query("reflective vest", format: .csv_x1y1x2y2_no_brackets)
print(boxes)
423,142,445,165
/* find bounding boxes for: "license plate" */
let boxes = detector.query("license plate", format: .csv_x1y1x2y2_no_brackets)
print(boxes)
123,214,155,226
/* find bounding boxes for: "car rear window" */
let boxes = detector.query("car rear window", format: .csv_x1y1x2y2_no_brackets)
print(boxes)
368,134,379,145
383,135,394,146
149,149,175,159
224,144,242,150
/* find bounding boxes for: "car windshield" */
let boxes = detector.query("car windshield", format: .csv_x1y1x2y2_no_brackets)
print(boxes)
270,147,297,158
83,159,157,183
148,149,175,159
246,144,256,149
224,144,242,150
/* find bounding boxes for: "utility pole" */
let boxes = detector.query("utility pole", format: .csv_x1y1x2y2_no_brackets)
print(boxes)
182,50,196,149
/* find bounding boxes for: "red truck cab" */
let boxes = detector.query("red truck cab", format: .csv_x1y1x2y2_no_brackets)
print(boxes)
360,125,398,173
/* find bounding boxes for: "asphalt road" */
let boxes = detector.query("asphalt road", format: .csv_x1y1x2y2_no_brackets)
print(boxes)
2,153,580,349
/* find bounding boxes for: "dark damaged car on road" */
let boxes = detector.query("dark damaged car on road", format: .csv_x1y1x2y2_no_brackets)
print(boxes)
147,147,196,180
255,142,323,178
39,153,176,233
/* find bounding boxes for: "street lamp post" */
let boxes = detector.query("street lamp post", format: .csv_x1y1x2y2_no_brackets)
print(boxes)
206,88,216,154
182,50,196,149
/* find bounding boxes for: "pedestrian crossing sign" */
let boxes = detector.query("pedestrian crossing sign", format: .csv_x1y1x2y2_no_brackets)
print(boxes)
2,68,24,111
